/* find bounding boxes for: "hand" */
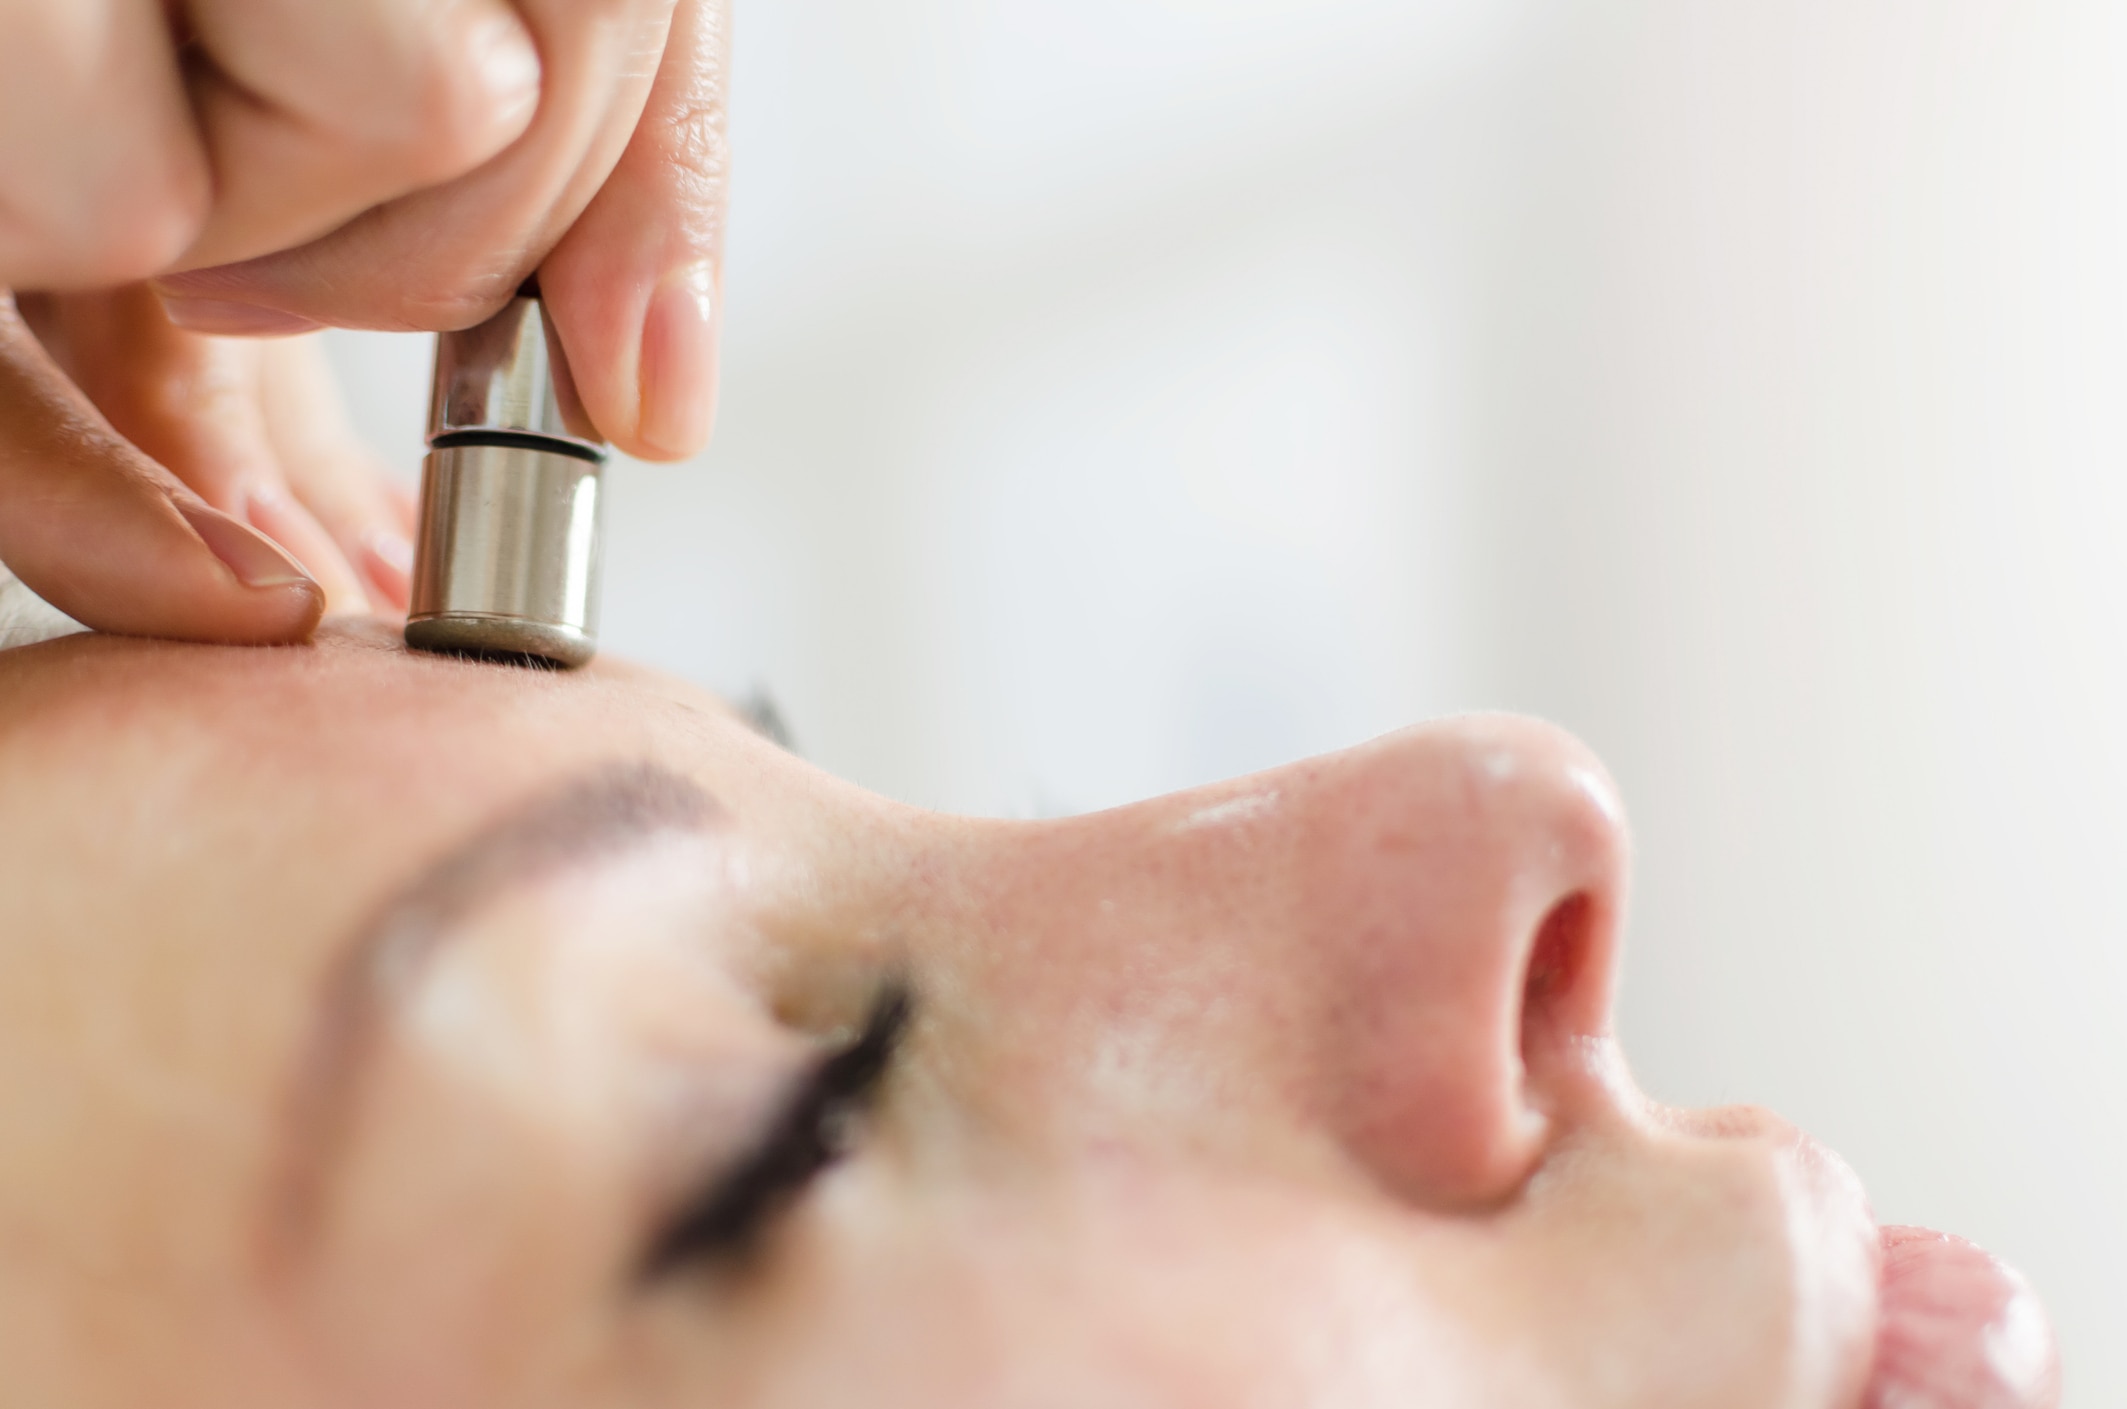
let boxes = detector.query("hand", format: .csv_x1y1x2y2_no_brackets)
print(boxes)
0,285,411,644
0,0,730,645
155,0,733,464
0,0,543,291
3,0,729,463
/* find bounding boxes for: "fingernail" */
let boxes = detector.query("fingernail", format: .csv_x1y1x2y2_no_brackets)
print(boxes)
362,530,415,610
637,263,719,458
466,11,543,127
157,295,323,338
175,500,318,591
240,485,371,616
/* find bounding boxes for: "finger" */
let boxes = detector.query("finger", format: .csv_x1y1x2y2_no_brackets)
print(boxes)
539,0,728,460
256,337,419,612
0,0,209,289
36,288,370,614
156,0,677,335
0,292,322,643
166,0,544,279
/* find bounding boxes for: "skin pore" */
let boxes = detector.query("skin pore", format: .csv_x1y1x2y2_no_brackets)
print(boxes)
0,622,2051,1408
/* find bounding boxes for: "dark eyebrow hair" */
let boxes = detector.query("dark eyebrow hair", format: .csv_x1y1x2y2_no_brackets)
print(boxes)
262,762,723,1273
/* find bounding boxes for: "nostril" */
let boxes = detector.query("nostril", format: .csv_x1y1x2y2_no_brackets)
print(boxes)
1524,891,1589,1002
1521,892,1595,1062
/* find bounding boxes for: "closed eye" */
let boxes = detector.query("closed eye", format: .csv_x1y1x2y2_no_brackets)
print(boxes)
639,981,912,1282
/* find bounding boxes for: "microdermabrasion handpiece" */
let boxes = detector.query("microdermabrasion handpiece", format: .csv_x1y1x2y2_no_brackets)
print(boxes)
405,291,607,669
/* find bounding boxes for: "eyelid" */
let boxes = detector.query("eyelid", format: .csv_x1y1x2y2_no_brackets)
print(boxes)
638,980,912,1283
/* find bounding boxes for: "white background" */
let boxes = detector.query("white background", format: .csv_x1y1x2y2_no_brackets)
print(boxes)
328,2,2127,1397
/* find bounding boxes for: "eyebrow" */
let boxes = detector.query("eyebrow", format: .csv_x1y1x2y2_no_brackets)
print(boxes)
263,762,723,1270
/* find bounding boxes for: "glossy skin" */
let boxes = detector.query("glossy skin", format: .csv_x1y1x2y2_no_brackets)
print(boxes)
0,624,2049,1408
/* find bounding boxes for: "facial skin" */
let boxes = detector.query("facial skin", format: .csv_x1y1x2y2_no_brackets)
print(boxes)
0,623,2056,1408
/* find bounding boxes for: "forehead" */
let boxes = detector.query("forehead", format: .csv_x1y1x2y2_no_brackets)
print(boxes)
0,624,766,1000
0,624,735,843
0,628,749,1268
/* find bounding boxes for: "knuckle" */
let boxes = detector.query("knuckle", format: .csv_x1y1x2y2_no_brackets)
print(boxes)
0,10,208,283
12,164,208,287
627,91,729,254
410,6,548,171
315,28,535,186
400,63,524,177
652,91,729,181
105,177,210,279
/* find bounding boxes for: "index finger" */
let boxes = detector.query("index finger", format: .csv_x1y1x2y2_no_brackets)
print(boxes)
0,291,323,644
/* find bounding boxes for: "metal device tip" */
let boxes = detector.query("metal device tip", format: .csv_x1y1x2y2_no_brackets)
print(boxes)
405,295,607,670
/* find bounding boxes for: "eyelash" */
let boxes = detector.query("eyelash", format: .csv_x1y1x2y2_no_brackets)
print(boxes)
640,982,912,1281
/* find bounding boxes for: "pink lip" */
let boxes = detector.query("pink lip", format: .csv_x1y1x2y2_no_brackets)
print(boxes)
1862,1225,2060,1409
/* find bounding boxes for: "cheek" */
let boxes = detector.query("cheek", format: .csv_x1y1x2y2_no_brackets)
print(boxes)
304,1060,618,1409
296,876,788,1404
629,1144,1865,1409
623,1157,1497,1409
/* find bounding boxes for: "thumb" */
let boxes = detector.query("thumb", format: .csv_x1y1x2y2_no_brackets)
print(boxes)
0,294,322,644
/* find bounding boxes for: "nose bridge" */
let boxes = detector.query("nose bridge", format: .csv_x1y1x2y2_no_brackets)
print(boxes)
1297,716,1631,1204
950,717,1632,1206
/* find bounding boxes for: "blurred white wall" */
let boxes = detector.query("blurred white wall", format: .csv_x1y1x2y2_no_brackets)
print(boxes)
328,1,2127,1397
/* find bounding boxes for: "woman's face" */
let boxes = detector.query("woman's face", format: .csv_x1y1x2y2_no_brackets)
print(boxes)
0,624,2051,1408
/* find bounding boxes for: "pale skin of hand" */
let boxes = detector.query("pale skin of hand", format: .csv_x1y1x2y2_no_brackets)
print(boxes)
0,0,729,645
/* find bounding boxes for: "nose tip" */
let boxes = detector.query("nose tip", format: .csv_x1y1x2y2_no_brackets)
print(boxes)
1303,715,1632,1206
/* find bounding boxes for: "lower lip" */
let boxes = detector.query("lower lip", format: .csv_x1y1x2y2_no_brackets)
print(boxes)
1862,1225,2059,1409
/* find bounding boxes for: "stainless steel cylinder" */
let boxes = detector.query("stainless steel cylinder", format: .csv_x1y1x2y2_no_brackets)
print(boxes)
427,293,601,451
406,295,608,668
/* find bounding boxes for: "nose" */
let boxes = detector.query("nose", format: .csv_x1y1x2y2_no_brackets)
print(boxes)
1291,716,1631,1204
990,715,1633,1208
